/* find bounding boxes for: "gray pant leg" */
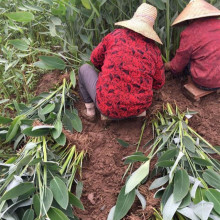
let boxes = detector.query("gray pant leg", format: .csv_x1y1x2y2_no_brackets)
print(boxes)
78,64,98,104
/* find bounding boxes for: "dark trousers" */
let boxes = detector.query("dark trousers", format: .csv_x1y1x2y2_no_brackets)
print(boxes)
78,64,98,104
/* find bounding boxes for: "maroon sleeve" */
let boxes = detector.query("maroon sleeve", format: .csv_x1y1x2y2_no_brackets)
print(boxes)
152,48,165,90
90,34,109,71
170,31,193,74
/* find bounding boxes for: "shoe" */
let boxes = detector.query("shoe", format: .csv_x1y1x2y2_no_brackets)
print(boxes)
81,110,96,122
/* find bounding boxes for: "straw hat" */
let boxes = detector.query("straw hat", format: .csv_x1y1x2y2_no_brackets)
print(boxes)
115,3,162,44
172,0,220,26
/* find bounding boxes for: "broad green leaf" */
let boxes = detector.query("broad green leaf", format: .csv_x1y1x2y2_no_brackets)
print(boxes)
125,160,150,194
124,152,148,164
193,200,214,220
0,116,12,124
178,207,200,220
113,186,136,220
70,70,76,88
116,138,129,147
62,113,73,132
0,183,35,201
22,209,34,220
193,188,206,204
33,194,40,216
1,199,33,218
156,160,175,167
158,149,178,162
8,39,29,51
192,157,213,166
43,161,60,172
41,187,53,216
50,177,69,209
39,56,66,70
81,0,91,9
64,110,82,133
174,170,190,202
163,193,181,220
51,16,62,25
16,155,33,171
69,192,84,210
41,103,55,115
29,158,42,166
179,192,191,209
34,61,52,70
205,189,220,215
149,175,169,190
76,181,83,199
182,136,195,153
22,127,50,137
48,207,69,220
55,133,66,146
52,119,62,139
190,179,202,199
161,184,173,210
203,169,220,190
5,12,34,22
5,115,24,143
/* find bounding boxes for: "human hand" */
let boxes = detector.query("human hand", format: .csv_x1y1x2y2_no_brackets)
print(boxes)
164,62,171,71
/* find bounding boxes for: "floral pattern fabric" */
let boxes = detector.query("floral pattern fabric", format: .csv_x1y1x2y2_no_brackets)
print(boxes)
91,28,165,119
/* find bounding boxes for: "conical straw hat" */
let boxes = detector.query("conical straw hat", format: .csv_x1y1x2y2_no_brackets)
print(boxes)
115,3,162,44
172,0,220,26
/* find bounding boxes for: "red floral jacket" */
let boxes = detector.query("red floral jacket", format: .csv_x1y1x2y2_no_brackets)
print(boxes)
91,28,165,119
170,18,220,88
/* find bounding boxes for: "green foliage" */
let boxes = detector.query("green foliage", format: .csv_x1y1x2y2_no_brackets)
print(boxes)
110,103,220,219
0,134,84,219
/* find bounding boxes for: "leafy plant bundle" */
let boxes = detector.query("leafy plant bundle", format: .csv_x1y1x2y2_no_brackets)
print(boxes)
108,103,220,220
0,75,82,151
0,135,84,220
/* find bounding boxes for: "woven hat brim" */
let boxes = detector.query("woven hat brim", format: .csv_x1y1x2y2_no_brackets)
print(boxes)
115,19,163,44
172,13,220,26
172,0,220,26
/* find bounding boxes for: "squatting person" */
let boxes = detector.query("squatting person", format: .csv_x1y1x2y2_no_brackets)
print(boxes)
78,3,165,121
165,0,220,91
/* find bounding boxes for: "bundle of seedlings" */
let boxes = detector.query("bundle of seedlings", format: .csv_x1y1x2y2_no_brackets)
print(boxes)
0,73,85,219
108,103,220,220
0,135,84,219
0,73,82,150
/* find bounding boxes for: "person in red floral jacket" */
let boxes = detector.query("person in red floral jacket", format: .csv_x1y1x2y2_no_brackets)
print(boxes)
165,0,220,90
78,3,165,120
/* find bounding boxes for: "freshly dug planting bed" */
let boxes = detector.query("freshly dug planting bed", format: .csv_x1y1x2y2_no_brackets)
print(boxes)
37,74,220,219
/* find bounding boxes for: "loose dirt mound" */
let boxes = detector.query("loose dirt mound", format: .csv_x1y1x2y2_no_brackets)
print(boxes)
36,72,220,219
35,70,69,95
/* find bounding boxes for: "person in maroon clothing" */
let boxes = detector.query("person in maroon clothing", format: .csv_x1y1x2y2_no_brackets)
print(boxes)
78,3,165,120
165,0,220,90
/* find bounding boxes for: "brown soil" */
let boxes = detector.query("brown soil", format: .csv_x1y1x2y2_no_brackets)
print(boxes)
36,72,220,220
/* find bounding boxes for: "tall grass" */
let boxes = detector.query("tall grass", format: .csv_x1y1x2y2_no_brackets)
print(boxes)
0,0,219,102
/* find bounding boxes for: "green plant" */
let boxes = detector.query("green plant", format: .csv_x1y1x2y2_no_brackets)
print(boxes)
0,74,82,150
109,103,220,220
0,135,84,219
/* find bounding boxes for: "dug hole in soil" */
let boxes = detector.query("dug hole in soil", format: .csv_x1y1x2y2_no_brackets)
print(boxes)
37,72,220,220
